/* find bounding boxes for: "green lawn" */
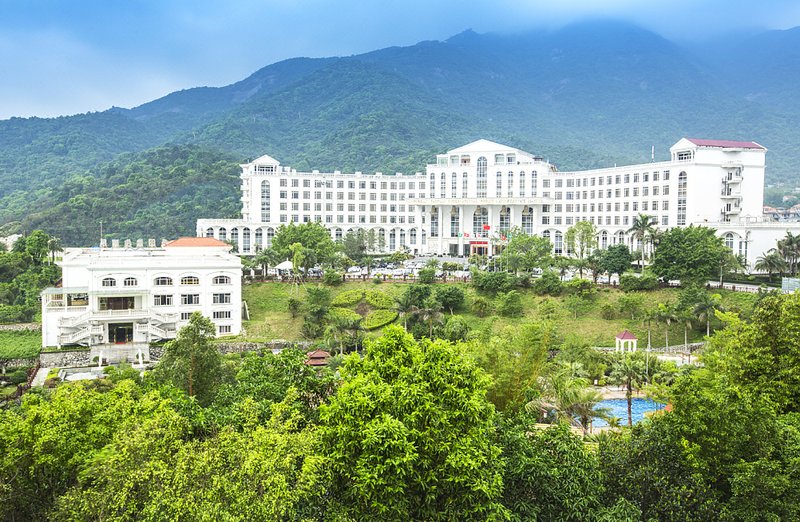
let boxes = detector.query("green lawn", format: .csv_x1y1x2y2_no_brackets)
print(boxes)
242,281,756,348
0,330,41,359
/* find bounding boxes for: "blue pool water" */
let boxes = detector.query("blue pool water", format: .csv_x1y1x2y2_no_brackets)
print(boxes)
593,398,665,427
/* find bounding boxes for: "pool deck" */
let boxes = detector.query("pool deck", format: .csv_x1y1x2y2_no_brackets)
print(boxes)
597,386,647,399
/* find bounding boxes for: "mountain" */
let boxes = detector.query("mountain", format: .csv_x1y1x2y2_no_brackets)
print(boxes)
2,20,799,245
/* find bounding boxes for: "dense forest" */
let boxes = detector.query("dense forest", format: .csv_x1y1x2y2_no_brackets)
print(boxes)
2,290,800,520
2,21,800,244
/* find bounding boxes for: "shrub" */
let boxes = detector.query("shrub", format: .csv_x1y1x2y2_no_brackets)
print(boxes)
565,278,596,299
301,320,324,339
8,369,28,385
533,271,563,296
372,276,383,284
600,303,617,320
363,310,398,330
327,308,362,322
619,271,659,292
441,315,471,342
472,269,516,293
418,267,437,284
441,262,462,273
435,286,465,313
496,290,524,317
472,296,494,317
287,297,302,318
365,290,393,310
332,290,365,307
323,269,344,286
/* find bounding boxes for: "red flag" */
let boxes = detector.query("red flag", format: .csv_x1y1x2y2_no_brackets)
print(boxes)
483,224,491,230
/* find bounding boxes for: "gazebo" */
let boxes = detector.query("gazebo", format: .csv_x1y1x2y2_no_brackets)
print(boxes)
305,349,331,367
615,330,638,352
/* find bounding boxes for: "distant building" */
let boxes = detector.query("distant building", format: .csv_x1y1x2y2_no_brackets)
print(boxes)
198,137,799,268
41,237,242,349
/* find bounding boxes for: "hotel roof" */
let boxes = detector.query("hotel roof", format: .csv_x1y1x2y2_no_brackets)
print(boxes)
686,138,765,150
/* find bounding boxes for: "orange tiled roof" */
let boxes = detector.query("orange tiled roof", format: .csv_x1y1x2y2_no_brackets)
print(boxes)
164,237,230,248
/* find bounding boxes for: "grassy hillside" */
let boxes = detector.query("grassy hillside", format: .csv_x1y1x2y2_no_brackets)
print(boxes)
240,281,757,346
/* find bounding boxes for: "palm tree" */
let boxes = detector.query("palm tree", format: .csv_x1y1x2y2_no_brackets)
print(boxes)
47,236,63,264
394,292,415,330
754,250,788,282
609,353,647,427
325,315,364,355
776,231,800,275
655,302,676,349
416,296,444,338
627,214,655,270
525,366,612,436
676,308,694,363
254,247,279,280
693,292,724,337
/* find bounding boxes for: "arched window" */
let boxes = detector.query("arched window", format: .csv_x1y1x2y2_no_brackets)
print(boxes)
554,231,563,255
531,171,538,196
335,228,343,241
430,207,439,237
600,230,609,249
389,229,396,251
440,172,446,197
473,207,488,237
522,206,534,235
181,276,200,285
410,228,417,245
400,229,406,248
230,228,239,250
266,227,274,247
154,276,172,286
451,172,458,198
542,230,551,242
519,171,526,197
724,232,734,250
218,227,227,241
429,173,436,198
242,227,251,253
496,172,502,196
123,277,137,287
205,227,214,238
477,157,487,197
261,180,270,222
507,171,514,197
213,275,231,285
101,277,116,287
677,171,687,226
462,173,468,198
255,228,263,250
499,206,510,232
450,207,460,238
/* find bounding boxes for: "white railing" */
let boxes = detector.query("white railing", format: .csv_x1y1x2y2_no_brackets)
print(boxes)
59,310,92,327
59,324,102,345
135,323,176,340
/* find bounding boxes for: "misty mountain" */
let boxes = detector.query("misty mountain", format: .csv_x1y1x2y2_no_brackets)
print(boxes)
1,20,798,244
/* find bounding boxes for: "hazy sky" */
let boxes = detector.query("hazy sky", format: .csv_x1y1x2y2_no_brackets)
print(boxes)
1,0,798,120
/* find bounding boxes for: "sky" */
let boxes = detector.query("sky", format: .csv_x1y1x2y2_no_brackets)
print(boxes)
1,0,799,120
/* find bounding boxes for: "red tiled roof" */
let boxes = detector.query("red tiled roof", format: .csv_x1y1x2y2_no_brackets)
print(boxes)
305,349,331,366
616,330,637,340
686,138,765,150
164,237,230,248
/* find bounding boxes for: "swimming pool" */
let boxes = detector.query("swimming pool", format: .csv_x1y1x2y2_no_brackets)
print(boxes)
593,398,665,427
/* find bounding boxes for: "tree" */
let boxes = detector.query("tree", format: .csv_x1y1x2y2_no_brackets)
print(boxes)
47,235,63,264
434,285,465,314
609,352,647,426
271,222,337,268
655,302,677,349
776,231,800,275
626,214,655,269
651,225,727,286
254,247,279,278
152,312,221,405
416,295,444,337
393,291,415,330
499,227,552,273
319,327,507,520
565,221,597,277
617,293,645,320
755,250,788,282
599,243,634,279
693,292,723,336
340,229,375,264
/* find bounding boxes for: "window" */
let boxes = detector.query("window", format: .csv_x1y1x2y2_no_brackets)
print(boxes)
213,310,232,319
154,276,172,286
677,172,687,226
496,172,502,196
181,276,200,285
261,180,270,222
477,157,487,197
181,294,200,305
123,277,137,287
213,293,231,304
154,295,172,306
180,312,192,320
218,325,232,334
101,277,115,287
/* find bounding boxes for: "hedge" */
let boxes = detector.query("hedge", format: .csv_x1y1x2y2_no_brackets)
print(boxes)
363,310,398,330
365,291,393,310
332,290,365,307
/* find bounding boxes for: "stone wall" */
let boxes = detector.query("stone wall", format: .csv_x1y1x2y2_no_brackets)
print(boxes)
39,350,92,368
0,357,38,370
0,323,40,332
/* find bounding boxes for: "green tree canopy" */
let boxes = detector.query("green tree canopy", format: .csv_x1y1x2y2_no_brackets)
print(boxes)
271,221,337,268
599,243,633,278
651,225,727,285
499,227,553,273
319,326,507,520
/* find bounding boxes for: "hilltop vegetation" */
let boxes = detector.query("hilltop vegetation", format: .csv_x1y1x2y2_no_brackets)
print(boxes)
3,22,800,241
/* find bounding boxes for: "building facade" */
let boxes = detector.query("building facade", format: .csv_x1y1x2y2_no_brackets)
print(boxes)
41,237,242,348
198,138,790,267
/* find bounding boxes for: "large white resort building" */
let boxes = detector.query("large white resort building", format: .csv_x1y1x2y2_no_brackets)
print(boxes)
41,237,242,349
197,138,791,267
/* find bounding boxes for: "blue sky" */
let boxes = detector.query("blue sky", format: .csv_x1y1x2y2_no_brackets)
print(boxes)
1,0,798,120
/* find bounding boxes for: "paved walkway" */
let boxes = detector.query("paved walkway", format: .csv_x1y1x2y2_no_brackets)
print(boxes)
30,367,51,387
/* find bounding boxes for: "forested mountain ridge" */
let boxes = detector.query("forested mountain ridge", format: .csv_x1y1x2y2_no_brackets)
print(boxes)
2,20,799,244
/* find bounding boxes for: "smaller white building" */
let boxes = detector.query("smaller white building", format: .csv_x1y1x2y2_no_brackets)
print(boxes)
41,237,242,349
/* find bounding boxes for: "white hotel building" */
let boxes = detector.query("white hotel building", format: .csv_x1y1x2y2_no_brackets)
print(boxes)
198,138,793,267
41,237,242,349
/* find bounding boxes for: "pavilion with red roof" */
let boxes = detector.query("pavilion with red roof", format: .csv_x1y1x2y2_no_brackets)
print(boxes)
615,330,638,352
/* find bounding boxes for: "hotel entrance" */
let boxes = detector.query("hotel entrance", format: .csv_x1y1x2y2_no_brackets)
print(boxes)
109,323,134,344
470,241,489,257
